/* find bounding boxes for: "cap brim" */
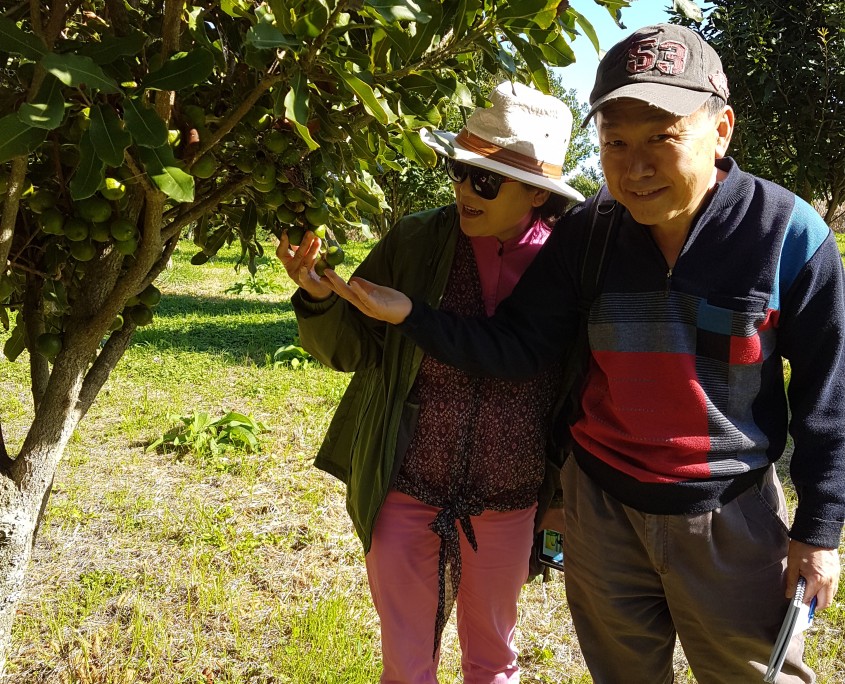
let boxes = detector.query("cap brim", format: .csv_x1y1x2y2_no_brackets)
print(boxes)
420,128,584,203
581,83,712,127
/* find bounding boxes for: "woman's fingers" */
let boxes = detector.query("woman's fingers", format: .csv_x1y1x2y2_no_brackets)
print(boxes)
324,273,411,324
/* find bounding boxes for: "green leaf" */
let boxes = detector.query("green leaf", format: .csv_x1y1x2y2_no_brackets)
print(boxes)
142,49,215,91
123,97,168,148
17,75,65,130
70,132,106,200
90,104,132,167
41,52,120,93
220,0,252,18
538,33,577,68
572,10,600,54
506,32,551,92
404,3,443,60
332,66,389,124
239,200,258,241
348,184,383,214
201,227,231,257
673,0,703,23
0,17,47,59
283,70,320,151
2,321,25,362
245,21,297,49
0,114,47,163
139,146,195,202
293,3,330,39
401,129,437,167
267,0,295,33
79,31,147,65
363,0,433,24
497,0,558,29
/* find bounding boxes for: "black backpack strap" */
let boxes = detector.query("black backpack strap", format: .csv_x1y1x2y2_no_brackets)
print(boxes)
579,184,620,307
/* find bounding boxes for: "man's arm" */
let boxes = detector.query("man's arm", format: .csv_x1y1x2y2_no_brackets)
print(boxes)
779,230,845,607
328,217,583,378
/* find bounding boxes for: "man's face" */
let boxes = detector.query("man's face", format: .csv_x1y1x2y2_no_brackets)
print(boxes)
596,99,733,235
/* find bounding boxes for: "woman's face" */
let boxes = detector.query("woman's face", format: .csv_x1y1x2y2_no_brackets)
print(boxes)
452,173,551,241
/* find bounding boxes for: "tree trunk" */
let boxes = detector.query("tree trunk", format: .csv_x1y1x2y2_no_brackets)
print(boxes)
0,475,35,675
0,314,127,669
0,406,80,671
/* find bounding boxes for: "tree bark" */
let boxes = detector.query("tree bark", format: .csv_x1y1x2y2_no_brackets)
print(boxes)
0,475,34,675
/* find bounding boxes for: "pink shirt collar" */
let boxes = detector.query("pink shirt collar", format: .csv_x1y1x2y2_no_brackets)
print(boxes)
469,220,552,316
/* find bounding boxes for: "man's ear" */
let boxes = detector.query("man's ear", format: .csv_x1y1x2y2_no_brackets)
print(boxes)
715,105,735,158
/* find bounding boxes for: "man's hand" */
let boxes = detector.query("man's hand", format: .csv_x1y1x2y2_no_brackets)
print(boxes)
786,540,841,609
275,230,333,301
323,270,412,324
537,505,565,535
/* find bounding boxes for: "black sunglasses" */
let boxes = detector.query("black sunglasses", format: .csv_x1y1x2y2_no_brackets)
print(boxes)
443,158,515,200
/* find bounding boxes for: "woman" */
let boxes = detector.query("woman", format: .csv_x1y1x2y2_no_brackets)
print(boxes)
278,81,582,683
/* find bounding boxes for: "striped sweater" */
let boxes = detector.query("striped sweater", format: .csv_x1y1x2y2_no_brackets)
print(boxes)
400,158,845,549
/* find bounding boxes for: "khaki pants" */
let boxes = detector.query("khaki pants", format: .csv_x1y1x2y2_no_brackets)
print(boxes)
561,457,814,684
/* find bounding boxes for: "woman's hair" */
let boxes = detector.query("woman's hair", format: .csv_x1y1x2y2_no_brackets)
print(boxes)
532,190,572,227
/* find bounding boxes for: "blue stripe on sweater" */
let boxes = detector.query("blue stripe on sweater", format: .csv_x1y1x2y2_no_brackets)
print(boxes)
773,197,830,311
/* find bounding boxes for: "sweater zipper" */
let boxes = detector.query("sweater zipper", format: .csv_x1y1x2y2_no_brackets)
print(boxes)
665,267,673,297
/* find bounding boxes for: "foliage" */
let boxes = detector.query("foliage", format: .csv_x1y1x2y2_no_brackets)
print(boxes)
568,166,604,199
147,410,268,459
274,342,316,369
225,261,284,295
671,1,845,221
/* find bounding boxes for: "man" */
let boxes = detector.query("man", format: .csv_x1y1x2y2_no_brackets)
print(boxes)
321,24,845,683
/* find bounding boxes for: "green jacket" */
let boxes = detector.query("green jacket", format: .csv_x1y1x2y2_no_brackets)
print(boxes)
292,205,460,553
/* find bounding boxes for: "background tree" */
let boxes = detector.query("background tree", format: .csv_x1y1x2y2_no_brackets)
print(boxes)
672,1,845,223
0,0,631,670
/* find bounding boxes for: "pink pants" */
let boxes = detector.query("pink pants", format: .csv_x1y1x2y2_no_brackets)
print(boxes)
366,490,536,684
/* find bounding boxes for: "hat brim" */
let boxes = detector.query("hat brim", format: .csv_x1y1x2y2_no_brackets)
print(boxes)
420,128,584,203
581,83,712,127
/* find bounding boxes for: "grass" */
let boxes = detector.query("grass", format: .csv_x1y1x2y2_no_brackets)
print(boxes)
1,235,844,683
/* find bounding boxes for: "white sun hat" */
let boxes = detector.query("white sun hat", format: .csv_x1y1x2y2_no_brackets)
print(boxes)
421,81,584,202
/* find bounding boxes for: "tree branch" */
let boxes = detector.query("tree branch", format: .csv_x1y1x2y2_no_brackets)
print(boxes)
302,0,351,73
137,235,179,296
0,158,28,272
0,421,13,474
190,74,284,165
162,176,252,241
76,321,137,420
371,21,490,84
23,274,48,411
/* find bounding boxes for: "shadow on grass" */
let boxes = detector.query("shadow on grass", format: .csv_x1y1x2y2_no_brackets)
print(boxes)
131,294,301,364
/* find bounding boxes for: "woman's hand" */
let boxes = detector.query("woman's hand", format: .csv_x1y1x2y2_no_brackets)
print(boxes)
275,230,333,301
323,270,413,324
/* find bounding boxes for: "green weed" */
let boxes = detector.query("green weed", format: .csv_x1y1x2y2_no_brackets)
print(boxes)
148,410,267,461
273,342,315,369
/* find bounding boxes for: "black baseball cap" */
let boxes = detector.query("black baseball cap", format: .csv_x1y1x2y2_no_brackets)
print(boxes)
583,24,730,125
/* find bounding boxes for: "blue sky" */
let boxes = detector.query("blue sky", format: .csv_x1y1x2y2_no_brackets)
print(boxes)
556,1,676,106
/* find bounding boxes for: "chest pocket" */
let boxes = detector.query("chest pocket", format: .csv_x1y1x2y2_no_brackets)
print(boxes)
696,295,770,366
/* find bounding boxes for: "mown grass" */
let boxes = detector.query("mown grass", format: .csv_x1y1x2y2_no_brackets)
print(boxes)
1,235,843,683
